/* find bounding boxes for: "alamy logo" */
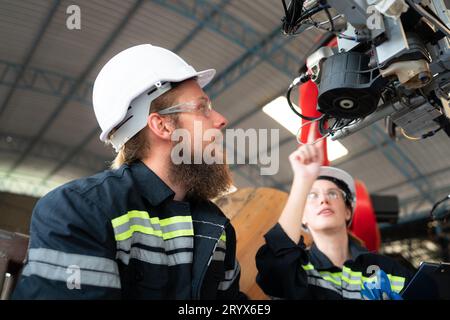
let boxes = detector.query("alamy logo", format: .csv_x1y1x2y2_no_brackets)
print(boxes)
365,265,381,289
170,121,280,175
66,265,81,290
366,6,383,30
66,5,81,30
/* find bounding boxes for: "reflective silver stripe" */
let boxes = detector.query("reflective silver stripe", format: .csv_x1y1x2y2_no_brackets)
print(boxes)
116,247,192,266
116,233,193,252
212,250,226,262
304,268,363,295
217,239,226,251
342,270,361,280
218,261,241,291
22,261,121,289
27,248,119,274
114,218,193,235
342,290,363,299
306,276,342,295
319,271,342,285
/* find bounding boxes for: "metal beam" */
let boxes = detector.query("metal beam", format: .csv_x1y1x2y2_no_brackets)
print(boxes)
4,0,144,178
0,0,60,118
0,59,93,106
173,0,232,53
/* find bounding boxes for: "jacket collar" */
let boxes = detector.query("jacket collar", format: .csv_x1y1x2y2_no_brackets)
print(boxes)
309,237,368,270
128,161,175,206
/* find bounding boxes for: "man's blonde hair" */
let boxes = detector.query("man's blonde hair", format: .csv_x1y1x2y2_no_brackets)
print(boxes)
109,81,186,169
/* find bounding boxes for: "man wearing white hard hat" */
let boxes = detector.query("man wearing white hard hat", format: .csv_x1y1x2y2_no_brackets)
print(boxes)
255,123,414,300
13,44,242,299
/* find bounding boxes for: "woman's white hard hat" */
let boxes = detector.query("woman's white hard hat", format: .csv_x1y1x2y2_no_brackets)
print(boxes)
318,166,356,203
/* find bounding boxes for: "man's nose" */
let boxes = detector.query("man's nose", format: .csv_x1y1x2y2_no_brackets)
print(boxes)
212,110,228,129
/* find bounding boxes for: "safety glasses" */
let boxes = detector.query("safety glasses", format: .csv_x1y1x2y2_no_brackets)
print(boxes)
306,189,346,202
157,99,213,117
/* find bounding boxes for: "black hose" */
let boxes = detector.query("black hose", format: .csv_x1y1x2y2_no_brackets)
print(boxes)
319,115,330,136
322,3,335,32
286,83,321,121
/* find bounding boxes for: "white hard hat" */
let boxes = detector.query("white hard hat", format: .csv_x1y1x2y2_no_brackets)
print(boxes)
318,166,356,203
92,44,215,152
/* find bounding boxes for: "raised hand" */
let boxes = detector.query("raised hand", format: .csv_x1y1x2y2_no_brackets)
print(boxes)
288,121,324,180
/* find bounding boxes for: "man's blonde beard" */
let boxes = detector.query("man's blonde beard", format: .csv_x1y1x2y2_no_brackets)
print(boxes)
168,139,232,200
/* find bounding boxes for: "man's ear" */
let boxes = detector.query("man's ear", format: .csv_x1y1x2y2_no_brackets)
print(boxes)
147,113,175,141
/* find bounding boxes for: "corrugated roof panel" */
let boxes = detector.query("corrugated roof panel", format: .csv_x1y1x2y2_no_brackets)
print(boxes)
178,27,244,76
30,0,134,77
0,0,52,64
42,100,98,146
86,0,200,81
0,90,60,137
340,150,406,192
214,62,291,124
395,131,450,175
224,0,286,35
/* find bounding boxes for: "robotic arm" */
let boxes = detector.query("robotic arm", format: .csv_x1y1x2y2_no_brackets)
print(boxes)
282,0,450,141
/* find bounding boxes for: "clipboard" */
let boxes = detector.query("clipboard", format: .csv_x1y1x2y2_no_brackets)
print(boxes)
401,262,450,300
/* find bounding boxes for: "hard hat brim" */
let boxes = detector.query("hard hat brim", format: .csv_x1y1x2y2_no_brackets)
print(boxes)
195,68,215,88
318,166,356,200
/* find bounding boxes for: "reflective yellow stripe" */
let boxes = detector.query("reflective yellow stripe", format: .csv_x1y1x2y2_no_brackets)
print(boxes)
387,275,405,293
321,275,341,286
112,210,193,228
305,265,406,292
113,211,194,241
342,275,361,285
388,275,406,283
162,229,194,240
343,266,362,277
219,233,226,242
391,285,404,293
115,225,194,241
160,216,193,226
115,225,162,241
319,270,341,278
302,263,314,271
319,271,362,286
112,210,154,228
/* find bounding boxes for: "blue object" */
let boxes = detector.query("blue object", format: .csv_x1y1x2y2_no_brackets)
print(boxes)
361,269,403,300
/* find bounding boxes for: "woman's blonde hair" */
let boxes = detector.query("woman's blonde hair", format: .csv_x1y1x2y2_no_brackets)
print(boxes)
109,81,185,169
